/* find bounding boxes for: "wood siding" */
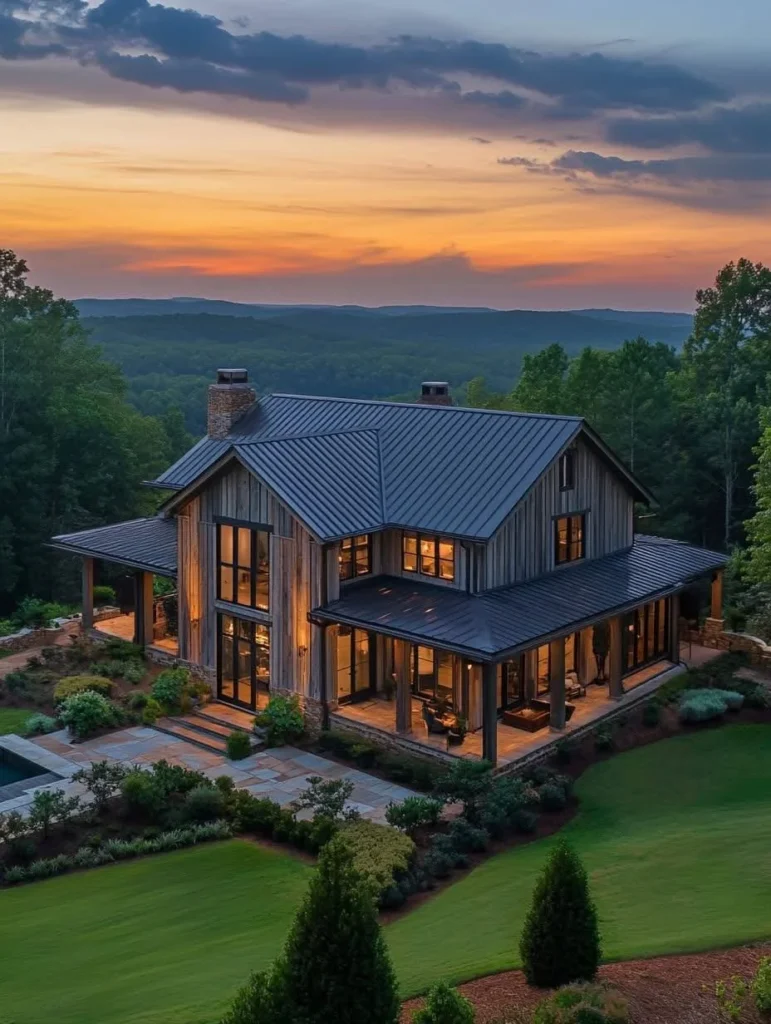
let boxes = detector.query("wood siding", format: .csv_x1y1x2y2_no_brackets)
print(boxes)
175,464,323,700
483,437,634,589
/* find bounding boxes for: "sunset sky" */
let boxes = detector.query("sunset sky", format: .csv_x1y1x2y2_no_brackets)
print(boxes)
3,0,771,308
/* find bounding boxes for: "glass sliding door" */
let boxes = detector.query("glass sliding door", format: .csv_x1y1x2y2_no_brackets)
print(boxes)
500,656,524,711
410,645,456,708
336,626,373,704
624,598,670,673
217,613,270,710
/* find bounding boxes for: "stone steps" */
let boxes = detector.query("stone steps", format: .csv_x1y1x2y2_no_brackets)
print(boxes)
154,718,231,755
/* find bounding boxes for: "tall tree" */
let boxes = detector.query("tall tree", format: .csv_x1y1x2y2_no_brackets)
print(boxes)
0,249,171,611
509,343,569,414
677,258,771,548
743,407,771,584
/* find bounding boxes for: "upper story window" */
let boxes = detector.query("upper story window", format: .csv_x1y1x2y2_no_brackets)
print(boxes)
555,514,584,566
217,521,270,611
402,532,455,581
339,535,371,581
559,449,575,491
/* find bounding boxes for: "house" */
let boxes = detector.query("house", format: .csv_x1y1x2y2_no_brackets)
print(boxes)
52,370,727,767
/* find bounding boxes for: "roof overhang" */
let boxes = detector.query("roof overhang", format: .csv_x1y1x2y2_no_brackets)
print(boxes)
50,518,177,577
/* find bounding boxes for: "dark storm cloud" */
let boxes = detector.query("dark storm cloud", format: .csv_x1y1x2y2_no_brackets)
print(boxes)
0,0,733,117
607,103,771,153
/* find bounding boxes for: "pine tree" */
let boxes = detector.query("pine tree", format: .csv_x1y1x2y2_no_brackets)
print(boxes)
412,981,475,1024
275,840,400,1024
221,971,277,1024
519,840,601,989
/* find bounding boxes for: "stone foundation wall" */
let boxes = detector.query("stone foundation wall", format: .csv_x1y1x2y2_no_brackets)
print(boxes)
328,713,455,766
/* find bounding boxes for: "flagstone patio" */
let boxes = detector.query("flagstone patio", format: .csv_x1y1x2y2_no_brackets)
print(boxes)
27,726,415,823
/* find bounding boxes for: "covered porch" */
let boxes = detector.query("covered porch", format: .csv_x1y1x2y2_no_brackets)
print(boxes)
51,517,179,656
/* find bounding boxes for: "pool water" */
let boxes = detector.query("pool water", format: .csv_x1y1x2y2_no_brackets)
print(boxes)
0,749,43,786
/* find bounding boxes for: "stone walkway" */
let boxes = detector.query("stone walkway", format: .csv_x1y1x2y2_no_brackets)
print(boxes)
26,726,415,823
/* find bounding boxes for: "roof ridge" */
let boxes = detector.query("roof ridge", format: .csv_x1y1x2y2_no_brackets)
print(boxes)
232,426,381,445
264,392,584,423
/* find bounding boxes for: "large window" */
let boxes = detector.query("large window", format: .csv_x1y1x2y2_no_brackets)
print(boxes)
411,646,454,704
336,626,373,703
217,613,270,710
555,514,584,566
402,532,455,581
339,535,371,581
217,521,270,611
535,634,579,696
624,598,670,673
500,656,524,710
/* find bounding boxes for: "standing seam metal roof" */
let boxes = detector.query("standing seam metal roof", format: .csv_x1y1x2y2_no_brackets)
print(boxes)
151,393,591,541
50,517,177,576
313,535,728,659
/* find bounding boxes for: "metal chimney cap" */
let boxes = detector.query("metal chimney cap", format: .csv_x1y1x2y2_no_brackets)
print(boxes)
421,381,450,394
216,368,249,384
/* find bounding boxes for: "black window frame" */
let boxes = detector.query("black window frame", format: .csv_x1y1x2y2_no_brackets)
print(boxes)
500,655,525,711
339,534,372,582
623,598,670,673
335,624,375,704
402,531,455,581
554,513,585,566
216,612,270,710
410,644,455,705
559,449,575,491
216,517,271,612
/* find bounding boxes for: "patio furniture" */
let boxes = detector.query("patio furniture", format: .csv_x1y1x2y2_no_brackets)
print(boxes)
531,697,576,721
502,705,550,732
565,672,586,700
422,704,449,735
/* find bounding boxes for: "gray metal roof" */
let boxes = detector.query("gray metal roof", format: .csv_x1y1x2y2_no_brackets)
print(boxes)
313,535,727,660
154,393,613,541
51,518,177,576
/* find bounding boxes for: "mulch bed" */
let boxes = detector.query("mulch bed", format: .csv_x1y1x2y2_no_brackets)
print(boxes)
401,944,771,1023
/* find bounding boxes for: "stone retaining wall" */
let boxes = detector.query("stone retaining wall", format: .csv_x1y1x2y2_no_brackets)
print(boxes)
683,618,771,669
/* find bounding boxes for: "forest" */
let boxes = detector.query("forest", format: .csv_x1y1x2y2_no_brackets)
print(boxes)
2,248,771,637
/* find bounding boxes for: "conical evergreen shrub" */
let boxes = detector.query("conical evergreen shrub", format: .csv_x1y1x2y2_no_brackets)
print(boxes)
221,971,277,1024
519,839,601,988
274,839,400,1024
412,981,475,1024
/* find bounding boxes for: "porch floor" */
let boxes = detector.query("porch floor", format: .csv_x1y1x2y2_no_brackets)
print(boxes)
94,612,179,655
334,658,681,766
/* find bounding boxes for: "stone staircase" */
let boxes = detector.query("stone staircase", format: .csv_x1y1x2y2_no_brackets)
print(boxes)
154,704,260,756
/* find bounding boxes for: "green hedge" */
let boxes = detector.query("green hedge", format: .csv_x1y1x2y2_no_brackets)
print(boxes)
53,675,113,705
326,819,415,898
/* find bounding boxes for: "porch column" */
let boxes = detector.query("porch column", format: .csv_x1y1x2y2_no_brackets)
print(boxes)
608,616,624,699
482,661,497,765
669,593,681,664
710,570,724,622
133,570,154,648
81,556,94,631
549,637,566,730
394,639,412,734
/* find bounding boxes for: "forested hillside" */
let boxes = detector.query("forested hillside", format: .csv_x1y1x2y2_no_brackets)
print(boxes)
82,306,691,433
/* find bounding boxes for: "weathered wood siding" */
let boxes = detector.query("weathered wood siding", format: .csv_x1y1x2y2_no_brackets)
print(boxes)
175,463,323,698
483,437,634,589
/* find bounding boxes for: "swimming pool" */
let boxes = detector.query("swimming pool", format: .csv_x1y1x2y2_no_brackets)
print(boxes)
0,746,61,802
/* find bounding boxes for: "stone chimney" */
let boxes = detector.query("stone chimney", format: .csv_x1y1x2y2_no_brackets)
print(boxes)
207,368,256,438
417,381,452,406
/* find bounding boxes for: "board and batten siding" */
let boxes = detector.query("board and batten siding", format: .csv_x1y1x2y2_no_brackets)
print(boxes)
483,438,634,589
176,463,324,699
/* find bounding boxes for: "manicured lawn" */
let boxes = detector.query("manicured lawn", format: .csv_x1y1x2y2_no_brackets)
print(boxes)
388,724,771,995
1,726,770,1021
0,707,32,734
0,840,312,1024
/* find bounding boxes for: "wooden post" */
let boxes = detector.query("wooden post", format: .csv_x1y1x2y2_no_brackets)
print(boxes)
669,593,681,664
482,661,497,765
609,616,624,699
81,556,94,631
710,570,724,621
549,637,566,730
133,571,154,648
395,639,412,734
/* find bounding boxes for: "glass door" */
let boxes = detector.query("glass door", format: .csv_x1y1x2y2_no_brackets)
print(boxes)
217,614,271,710
500,656,524,711
336,626,373,704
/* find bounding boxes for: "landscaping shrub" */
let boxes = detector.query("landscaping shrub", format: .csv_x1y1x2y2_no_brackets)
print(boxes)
73,761,129,813
228,791,283,835
121,770,163,819
226,730,252,760
350,740,379,768
478,776,530,838
151,667,191,712
92,585,116,606
292,776,357,823
22,713,58,737
255,693,304,746
422,842,457,879
102,637,145,662
28,790,81,840
53,674,113,705
412,981,475,1024
521,840,601,988
642,702,660,727
316,729,439,790
221,971,277,1024
182,784,226,823
532,983,628,1024
0,810,36,863
730,679,771,709
327,820,415,899
538,782,568,812
125,691,149,710
434,760,494,823
447,817,490,853
593,724,614,752
711,688,745,711
121,760,208,823
512,808,539,834
554,737,576,764
59,691,120,739
271,841,400,1024
753,956,771,1015
141,697,164,724
13,596,70,628
385,795,443,836
678,688,744,723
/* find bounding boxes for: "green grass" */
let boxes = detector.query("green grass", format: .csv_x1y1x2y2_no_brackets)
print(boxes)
1,726,770,1022
0,840,311,1024
0,706,32,733
388,724,771,995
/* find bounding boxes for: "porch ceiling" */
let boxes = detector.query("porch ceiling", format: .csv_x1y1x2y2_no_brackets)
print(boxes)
50,517,177,577
313,535,727,661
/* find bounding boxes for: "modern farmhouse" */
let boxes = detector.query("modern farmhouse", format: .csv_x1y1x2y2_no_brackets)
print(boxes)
52,372,727,766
